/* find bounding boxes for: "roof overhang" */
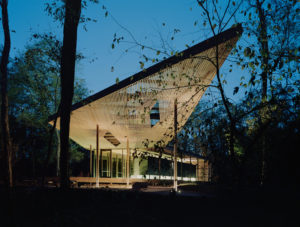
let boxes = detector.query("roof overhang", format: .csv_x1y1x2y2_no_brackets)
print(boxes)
49,24,243,150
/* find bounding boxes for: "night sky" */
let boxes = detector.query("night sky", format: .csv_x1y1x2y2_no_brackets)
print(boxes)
1,0,247,100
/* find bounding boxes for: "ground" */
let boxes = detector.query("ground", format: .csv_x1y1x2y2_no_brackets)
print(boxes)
0,185,298,227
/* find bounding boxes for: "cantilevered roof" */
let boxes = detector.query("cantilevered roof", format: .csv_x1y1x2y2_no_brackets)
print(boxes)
49,24,242,150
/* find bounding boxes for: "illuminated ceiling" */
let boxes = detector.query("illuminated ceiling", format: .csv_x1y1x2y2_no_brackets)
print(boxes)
49,25,242,150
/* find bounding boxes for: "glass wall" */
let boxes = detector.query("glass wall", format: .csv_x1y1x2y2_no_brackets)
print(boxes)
147,156,196,178
91,149,197,180
99,149,127,178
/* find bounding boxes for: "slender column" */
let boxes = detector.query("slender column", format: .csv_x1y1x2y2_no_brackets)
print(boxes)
196,158,198,181
173,98,178,191
190,155,192,182
56,129,60,177
109,150,112,178
203,160,206,181
89,145,92,177
126,137,130,186
116,154,119,178
122,149,125,178
100,149,103,177
94,150,96,177
181,152,183,181
158,156,161,180
96,124,100,187
209,161,211,181
106,152,109,176
196,158,200,181
92,150,94,177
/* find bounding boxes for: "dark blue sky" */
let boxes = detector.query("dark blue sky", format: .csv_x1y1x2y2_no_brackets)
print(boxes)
1,0,247,101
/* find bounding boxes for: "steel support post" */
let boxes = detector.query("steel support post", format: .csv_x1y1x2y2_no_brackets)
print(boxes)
96,124,100,187
174,98,178,191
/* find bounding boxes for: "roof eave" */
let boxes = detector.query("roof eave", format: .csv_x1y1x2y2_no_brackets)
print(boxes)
49,24,243,122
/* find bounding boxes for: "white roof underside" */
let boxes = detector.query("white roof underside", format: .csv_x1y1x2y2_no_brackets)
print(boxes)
52,35,239,150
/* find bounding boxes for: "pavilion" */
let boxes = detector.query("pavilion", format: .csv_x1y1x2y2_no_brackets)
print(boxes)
49,24,242,189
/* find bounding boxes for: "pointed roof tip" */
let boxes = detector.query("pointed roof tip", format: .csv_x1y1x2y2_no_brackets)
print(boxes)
48,24,243,122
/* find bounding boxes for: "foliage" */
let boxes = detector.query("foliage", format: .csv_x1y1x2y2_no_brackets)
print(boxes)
45,0,99,31
179,88,300,186
1,35,89,179
107,0,299,187
234,0,299,98
1,0,299,188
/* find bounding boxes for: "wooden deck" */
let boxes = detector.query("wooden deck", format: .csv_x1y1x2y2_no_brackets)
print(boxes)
46,177,148,185
70,177,147,184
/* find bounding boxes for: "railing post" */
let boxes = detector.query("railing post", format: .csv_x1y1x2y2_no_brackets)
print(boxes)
89,145,92,177
96,124,99,187
126,137,130,187
174,98,178,191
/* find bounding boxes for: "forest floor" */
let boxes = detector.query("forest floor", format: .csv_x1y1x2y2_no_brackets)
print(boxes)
0,185,298,227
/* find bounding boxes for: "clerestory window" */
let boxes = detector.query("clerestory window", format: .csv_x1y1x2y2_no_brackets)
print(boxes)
150,101,160,127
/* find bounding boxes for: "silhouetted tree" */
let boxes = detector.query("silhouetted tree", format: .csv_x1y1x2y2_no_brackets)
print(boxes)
59,0,82,189
0,0,13,188
234,0,300,184
7,35,88,182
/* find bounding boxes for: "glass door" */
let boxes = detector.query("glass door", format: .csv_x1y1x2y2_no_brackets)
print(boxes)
100,149,112,177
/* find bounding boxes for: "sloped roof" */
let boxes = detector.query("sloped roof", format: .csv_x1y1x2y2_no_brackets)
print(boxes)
49,24,242,150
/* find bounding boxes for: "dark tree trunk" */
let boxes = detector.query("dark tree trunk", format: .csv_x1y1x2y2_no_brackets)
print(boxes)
256,0,269,185
56,129,60,177
180,151,183,180
215,44,237,184
59,0,82,189
42,106,60,187
0,0,13,188
256,0,269,101
215,45,235,156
